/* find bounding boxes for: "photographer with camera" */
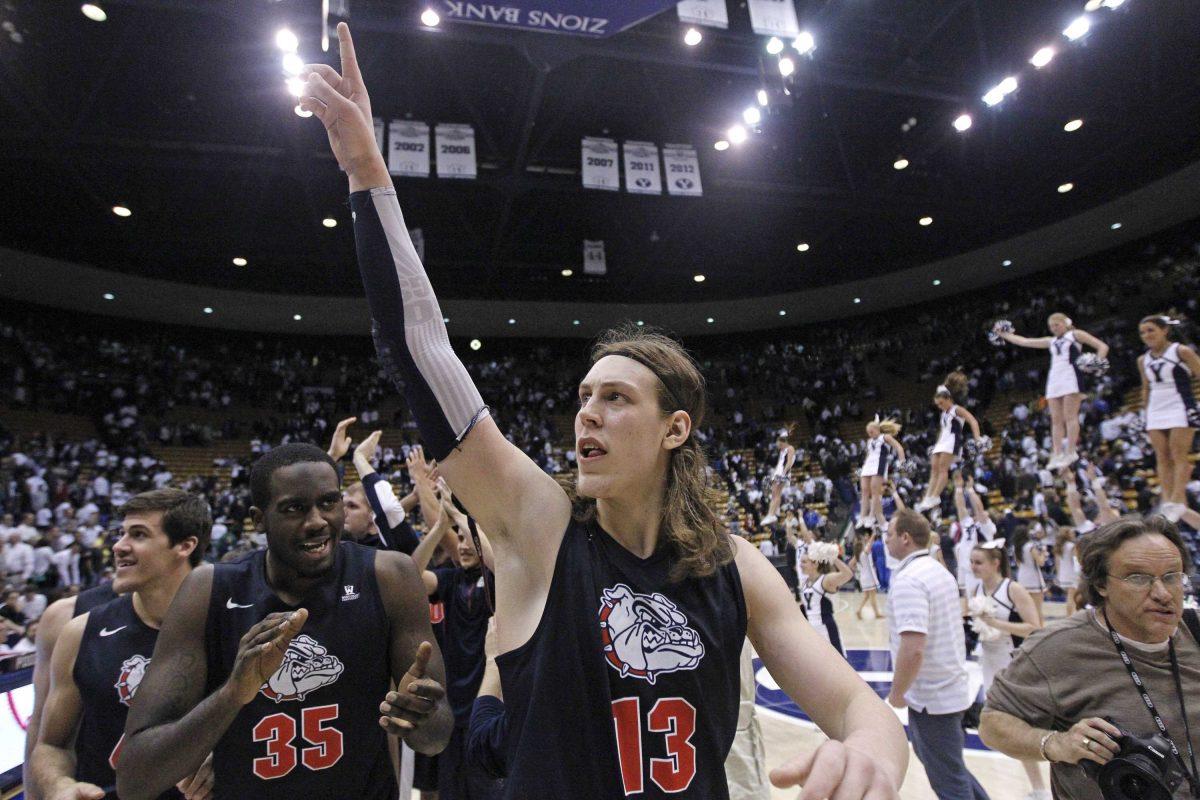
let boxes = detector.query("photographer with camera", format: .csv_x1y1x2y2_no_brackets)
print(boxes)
980,516,1200,800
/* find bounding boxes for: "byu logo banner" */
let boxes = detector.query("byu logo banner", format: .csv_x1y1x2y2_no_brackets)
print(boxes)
662,144,703,197
746,0,799,37
583,240,607,276
622,140,662,195
581,137,620,191
676,0,728,29
387,121,430,178
435,123,477,179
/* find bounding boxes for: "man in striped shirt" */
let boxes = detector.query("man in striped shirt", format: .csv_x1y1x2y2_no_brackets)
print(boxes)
885,508,991,800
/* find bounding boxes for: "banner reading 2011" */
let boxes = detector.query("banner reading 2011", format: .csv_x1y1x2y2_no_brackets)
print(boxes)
622,141,662,195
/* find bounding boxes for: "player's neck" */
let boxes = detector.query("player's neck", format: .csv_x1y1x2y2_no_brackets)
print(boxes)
596,486,665,559
264,551,326,604
132,566,191,629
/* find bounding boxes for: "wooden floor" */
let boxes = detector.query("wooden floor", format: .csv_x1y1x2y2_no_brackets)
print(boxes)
753,591,1060,800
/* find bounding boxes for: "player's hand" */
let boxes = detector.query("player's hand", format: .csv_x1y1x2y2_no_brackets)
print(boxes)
48,781,105,800
770,739,900,799
1044,718,1122,766
175,753,214,800
327,417,356,461
300,23,381,179
354,429,383,464
227,610,308,706
380,641,446,738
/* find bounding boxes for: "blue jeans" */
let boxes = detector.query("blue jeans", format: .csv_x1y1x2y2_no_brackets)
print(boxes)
908,708,991,800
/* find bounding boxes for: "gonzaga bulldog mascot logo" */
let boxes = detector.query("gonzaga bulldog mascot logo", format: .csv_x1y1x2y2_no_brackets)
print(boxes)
599,584,704,684
114,655,151,707
259,634,344,702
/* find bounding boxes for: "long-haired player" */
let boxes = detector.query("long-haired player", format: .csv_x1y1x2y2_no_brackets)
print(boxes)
856,416,906,532
1137,313,1200,526
915,373,983,513
991,313,1109,469
295,24,908,799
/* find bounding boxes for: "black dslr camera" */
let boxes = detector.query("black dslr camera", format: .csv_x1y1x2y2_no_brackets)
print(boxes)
1081,719,1188,800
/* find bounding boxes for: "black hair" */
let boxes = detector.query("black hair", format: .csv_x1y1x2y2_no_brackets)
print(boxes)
250,443,338,509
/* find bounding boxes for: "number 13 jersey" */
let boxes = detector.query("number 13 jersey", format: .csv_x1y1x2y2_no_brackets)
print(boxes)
203,542,396,799
496,518,746,799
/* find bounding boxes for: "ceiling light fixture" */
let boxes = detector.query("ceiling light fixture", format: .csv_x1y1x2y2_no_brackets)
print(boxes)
322,217,337,228
294,104,312,118
793,31,815,55
81,4,107,22
420,9,440,27
982,76,1018,107
683,27,702,46
232,257,247,266
275,28,299,52
693,274,705,282
919,216,933,226
756,89,769,107
111,205,131,217
743,107,761,126
1058,182,1074,193
714,140,730,151
706,317,714,324
103,292,115,300
1110,222,1122,230
285,77,305,97
853,297,861,304
778,57,795,77
1064,118,1083,132
469,339,482,350
1063,15,1091,41
1002,259,1013,267
766,37,784,55
1030,46,1056,68
953,113,973,132
203,307,213,314
283,52,304,75
893,157,909,170
293,314,302,320
727,125,747,144
561,269,573,277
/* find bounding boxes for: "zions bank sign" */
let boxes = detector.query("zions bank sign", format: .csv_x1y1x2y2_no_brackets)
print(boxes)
437,1,682,37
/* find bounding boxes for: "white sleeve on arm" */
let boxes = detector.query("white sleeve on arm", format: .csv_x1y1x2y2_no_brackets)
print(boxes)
367,474,406,529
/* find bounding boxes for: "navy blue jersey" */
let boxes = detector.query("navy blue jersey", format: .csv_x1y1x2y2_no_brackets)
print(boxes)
431,566,493,725
73,582,118,618
496,518,746,799
73,594,178,799
203,543,396,800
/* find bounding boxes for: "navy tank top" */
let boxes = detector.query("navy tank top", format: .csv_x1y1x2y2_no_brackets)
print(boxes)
496,518,746,799
203,543,396,800
73,594,178,799
73,582,118,618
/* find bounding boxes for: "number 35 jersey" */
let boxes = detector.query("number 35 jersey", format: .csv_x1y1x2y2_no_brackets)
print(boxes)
497,519,747,799
204,542,396,800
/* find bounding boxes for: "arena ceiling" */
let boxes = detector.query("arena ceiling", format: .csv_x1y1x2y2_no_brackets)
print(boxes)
1,0,1200,314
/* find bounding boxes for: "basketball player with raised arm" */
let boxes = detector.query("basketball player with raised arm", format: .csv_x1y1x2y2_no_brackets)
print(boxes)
116,444,452,800
294,24,908,799
31,489,213,800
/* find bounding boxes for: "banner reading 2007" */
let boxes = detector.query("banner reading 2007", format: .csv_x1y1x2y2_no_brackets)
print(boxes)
581,137,620,191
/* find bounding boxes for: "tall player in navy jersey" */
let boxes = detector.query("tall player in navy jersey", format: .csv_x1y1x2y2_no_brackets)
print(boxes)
294,24,908,800
116,444,452,800
31,488,213,800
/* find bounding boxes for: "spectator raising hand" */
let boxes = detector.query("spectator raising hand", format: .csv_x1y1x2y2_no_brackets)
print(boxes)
327,416,357,461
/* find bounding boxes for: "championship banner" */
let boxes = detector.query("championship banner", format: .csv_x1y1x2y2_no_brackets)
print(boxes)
373,117,385,154
435,123,477,179
677,0,727,29
583,240,607,275
387,121,430,178
581,137,620,191
436,0,680,38
622,141,662,195
662,144,703,197
746,0,799,38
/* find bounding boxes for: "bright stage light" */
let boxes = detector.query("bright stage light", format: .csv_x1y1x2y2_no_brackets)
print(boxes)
1063,15,1091,41
893,157,909,170
778,57,795,77
983,76,1017,107
684,27,702,46
714,140,730,151
757,89,769,106
953,113,973,132
112,205,131,217
1058,182,1074,193
232,257,247,266
294,104,312,117
285,77,305,97
919,216,933,226
727,125,747,144
420,9,440,27
1030,46,1056,68
796,243,809,252
81,4,107,22
275,28,299,52
743,107,761,126
793,31,815,55
766,37,784,55
283,52,304,75
1064,118,1083,132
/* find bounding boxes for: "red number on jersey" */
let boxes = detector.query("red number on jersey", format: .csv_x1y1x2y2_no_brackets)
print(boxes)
252,706,344,780
300,704,344,771
253,713,298,780
648,698,698,792
610,697,698,794
108,734,124,769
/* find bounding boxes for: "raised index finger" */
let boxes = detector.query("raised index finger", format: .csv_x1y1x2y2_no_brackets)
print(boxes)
336,22,363,85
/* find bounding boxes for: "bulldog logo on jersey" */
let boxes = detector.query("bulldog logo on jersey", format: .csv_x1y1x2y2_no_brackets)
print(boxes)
114,654,150,707
259,633,344,703
599,584,704,685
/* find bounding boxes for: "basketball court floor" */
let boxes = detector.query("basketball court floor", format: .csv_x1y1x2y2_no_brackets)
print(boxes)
752,591,1061,800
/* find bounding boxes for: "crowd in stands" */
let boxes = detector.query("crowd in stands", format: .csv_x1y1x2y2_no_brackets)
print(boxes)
3,230,1200,662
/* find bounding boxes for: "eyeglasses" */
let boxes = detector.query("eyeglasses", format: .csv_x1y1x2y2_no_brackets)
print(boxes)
1114,572,1191,592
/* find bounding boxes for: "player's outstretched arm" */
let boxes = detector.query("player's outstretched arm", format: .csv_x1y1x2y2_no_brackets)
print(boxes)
30,615,105,800
733,537,907,799
375,550,453,754
118,568,308,799
300,23,569,556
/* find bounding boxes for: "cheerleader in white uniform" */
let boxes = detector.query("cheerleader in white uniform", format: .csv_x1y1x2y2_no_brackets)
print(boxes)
915,372,984,513
849,530,882,619
797,542,854,656
1137,314,1200,527
993,312,1109,469
856,416,907,532
1052,527,1079,616
1012,524,1047,624
760,428,796,527
951,470,995,595
968,540,1047,800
